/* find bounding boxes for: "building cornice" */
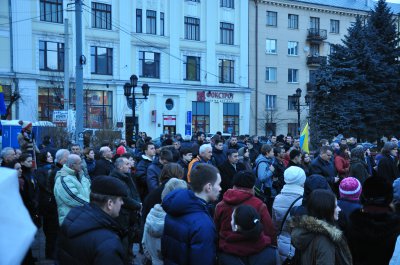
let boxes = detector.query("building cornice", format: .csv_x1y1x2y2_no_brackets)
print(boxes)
262,0,369,17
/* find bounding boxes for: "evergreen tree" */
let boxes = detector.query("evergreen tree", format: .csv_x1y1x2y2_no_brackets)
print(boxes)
310,0,400,146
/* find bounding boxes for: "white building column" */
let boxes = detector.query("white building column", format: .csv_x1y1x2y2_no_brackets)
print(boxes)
18,79,38,121
242,92,251,134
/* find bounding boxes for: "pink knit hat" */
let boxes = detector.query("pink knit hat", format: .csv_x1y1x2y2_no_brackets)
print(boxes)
339,177,362,201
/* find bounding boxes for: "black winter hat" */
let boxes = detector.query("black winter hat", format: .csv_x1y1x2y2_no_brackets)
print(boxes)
361,177,393,206
232,171,256,189
303,174,332,203
91,175,128,197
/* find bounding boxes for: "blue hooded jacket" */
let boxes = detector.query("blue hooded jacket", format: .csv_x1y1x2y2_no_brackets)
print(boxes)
162,189,216,265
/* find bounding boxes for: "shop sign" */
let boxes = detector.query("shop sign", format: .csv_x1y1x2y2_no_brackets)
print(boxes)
53,111,68,126
197,91,235,103
163,115,176,126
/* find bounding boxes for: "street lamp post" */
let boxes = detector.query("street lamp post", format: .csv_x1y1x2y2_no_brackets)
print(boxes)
293,88,311,136
123,74,150,141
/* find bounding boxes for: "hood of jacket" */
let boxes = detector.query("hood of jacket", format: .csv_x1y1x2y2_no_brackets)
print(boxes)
61,203,123,239
141,154,153,162
290,215,343,251
222,188,254,205
145,204,166,238
162,189,209,217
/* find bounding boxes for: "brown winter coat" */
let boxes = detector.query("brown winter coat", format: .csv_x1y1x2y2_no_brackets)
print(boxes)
290,216,352,265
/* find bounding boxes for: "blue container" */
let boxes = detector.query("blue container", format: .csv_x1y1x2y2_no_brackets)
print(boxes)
1,120,55,149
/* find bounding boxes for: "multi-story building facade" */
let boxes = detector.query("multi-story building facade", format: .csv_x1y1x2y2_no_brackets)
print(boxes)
0,0,250,140
249,0,399,137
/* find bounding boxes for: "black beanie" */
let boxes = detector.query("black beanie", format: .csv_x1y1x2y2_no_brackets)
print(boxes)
232,171,256,189
361,177,393,206
91,175,128,197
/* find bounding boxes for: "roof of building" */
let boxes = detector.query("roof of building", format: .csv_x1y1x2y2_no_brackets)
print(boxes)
286,0,400,13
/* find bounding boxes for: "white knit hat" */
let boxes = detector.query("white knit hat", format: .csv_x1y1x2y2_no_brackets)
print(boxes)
284,166,306,186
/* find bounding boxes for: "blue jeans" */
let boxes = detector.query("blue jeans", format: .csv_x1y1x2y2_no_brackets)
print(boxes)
219,247,276,265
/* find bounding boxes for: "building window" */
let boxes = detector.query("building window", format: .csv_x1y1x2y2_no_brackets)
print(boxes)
220,22,234,45
288,41,298,56
0,85,12,119
288,96,298,110
223,103,239,135
219,59,234,83
221,0,234,8
288,14,298,29
69,89,113,129
139,51,160,78
38,87,65,122
266,67,277,82
266,39,277,54
265,123,276,137
91,46,113,75
40,0,63,23
192,101,210,133
185,56,200,81
160,12,165,36
84,90,113,129
330,44,336,54
330,19,339,33
310,17,320,30
310,44,320,56
288,123,298,137
266,95,277,110
39,41,64,71
288,69,299,83
92,2,112,30
266,11,277,27
184,17,200,41
146,10,157,34
136,9,142,33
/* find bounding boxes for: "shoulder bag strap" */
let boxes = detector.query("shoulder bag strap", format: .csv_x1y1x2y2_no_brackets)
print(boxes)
278,195,303,235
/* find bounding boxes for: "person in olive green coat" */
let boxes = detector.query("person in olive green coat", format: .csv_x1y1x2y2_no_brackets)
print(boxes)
290,190,352,265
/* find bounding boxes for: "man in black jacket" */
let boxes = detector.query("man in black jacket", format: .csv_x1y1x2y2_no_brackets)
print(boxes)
57,175,127,265
110,157,142,264
218,149,246,196
311,146,339,187
93,146,114,177
135,142,156,200
377,142,400,184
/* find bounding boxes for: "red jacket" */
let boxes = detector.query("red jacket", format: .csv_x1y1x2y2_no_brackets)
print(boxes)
334,154,350,179
214,187,277,256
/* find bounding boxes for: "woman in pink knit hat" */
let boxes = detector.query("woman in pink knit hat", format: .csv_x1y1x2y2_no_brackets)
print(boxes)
337,177,362,231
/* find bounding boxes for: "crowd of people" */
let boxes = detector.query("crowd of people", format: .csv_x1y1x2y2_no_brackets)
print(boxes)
4,124,400,265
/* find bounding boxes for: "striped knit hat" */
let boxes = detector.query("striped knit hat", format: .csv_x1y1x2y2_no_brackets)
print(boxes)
339,177,362,201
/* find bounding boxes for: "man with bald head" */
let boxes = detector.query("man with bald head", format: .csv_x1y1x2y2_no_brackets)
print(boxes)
54,154,91,225
93,146,115,177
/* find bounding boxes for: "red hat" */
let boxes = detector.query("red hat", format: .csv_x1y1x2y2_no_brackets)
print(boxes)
18,120,32,131
116,146,126,155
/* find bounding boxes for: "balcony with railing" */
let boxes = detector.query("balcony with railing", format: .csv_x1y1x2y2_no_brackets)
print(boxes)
307,55,327,66
307,28,327,42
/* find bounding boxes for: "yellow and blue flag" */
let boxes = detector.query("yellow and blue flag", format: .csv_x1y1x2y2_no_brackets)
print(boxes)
300,122,309,153
0,85,7,115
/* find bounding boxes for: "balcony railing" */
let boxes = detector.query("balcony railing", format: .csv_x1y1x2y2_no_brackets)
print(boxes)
307,55,327,66
307,28,327,42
